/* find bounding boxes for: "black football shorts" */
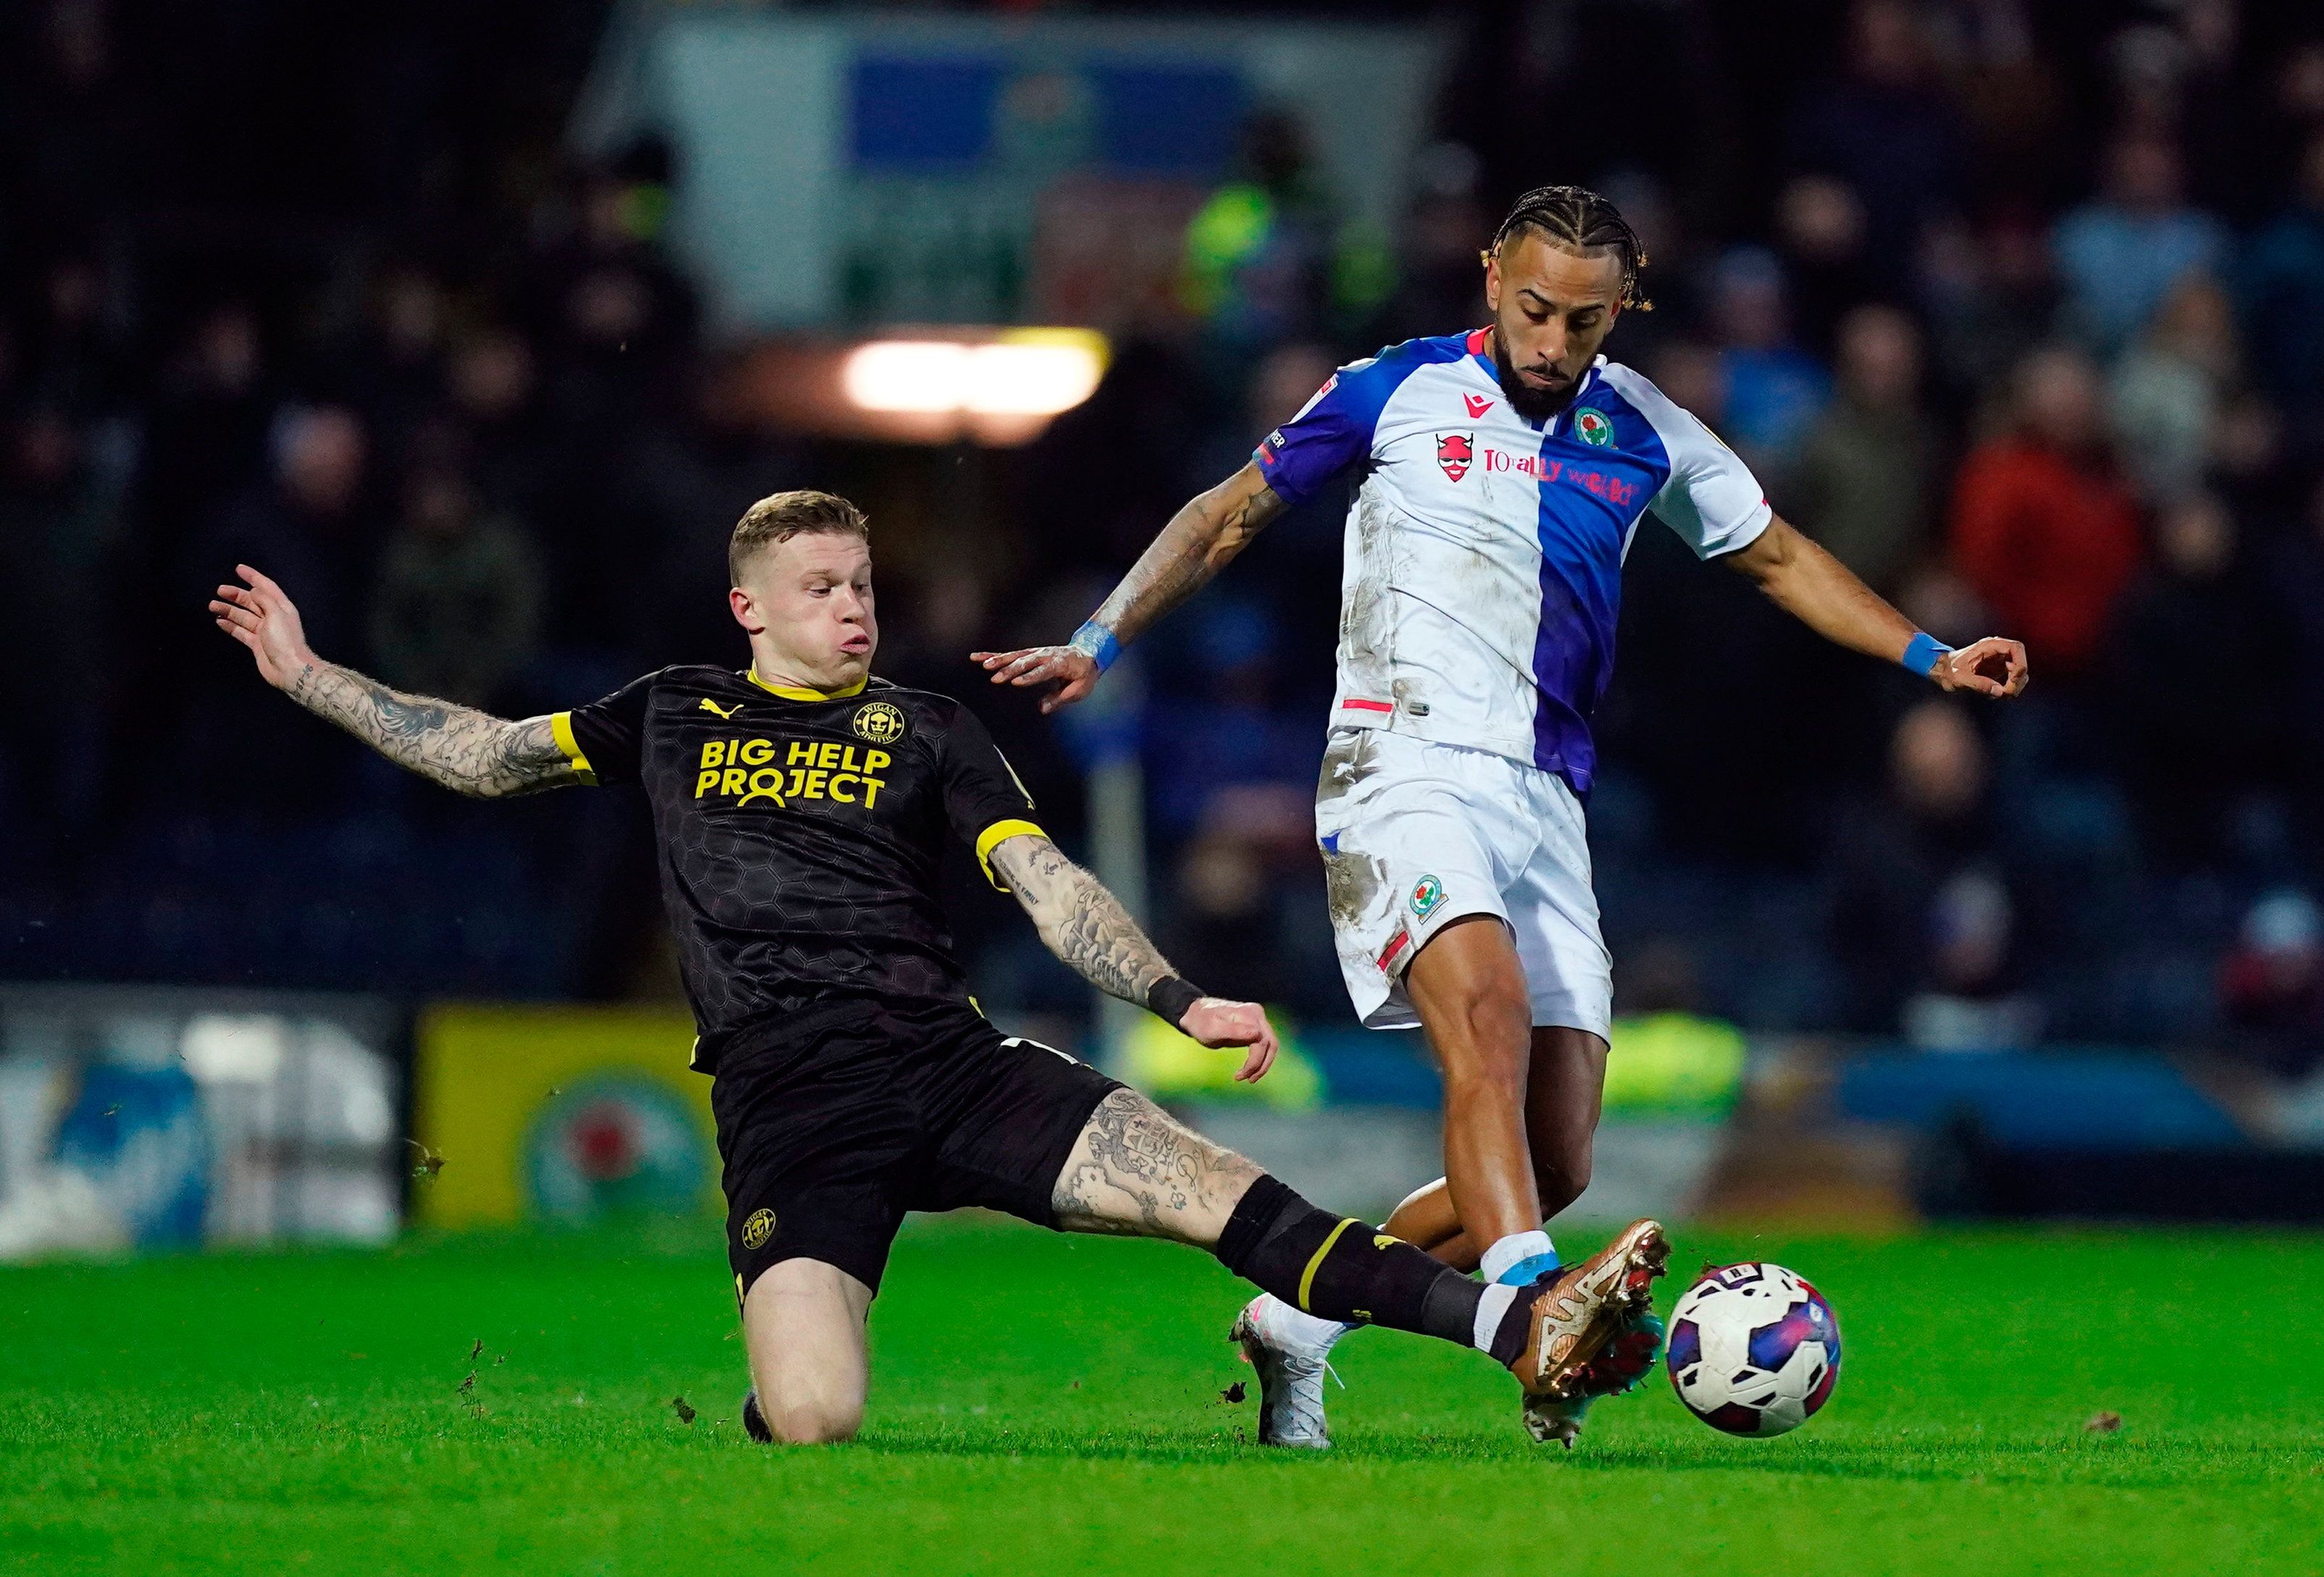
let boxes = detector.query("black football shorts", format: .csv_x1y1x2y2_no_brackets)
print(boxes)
712,996,1123,1300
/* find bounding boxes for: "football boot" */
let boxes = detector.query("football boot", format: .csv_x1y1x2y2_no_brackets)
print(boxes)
1229,1295,1335,1449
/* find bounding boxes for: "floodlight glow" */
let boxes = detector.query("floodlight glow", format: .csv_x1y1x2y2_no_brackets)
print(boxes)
962,341,1105,415
840,332,1107,419
841,341,973,413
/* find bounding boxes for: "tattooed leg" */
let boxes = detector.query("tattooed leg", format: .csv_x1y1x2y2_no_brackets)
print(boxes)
1049,1090,1493,1352
1049,1088,1264,1245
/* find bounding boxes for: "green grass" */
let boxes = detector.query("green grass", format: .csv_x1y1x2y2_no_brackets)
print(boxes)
1,1218,2318,1575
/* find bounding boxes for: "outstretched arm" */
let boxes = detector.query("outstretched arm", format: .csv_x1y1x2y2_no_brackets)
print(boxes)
973,461,1287,714
1723,515,2030,697
210,564,579,798
986,832,1278,1082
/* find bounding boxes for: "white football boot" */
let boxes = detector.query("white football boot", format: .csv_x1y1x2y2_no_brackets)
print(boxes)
1230,1294,1341,1449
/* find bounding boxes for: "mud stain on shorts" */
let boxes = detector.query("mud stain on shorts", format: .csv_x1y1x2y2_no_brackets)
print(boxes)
1318,731,1389,928
1316,728,1379,809
1322,845,1389,931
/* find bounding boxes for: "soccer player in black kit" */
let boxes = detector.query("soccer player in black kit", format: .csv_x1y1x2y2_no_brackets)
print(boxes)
210,489,1664,1445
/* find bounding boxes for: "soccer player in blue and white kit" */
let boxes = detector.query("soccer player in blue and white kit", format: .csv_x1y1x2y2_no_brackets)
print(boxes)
980,185,2029,1446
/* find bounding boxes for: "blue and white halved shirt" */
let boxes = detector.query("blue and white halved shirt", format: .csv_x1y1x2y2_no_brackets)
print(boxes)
1254,329,1771,794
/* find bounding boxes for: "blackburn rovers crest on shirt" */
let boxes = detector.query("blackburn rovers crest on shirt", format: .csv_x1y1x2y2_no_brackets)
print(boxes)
547,668,1044,1073
1252,335,1772,794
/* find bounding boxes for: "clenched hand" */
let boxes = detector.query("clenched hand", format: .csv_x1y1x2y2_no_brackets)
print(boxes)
1930,636,2030,699
1179,998,1280,1084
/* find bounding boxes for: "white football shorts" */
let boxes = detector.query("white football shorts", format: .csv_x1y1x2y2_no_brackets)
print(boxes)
1314,726,1611,1038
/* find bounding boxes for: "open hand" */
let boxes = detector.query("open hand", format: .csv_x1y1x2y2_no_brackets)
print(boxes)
1931,636,2029,698
1179,998,1280,1083
209,565,316,691
972,644,1099,715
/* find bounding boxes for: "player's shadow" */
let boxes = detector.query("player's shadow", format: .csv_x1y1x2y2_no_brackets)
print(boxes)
866,1423,2277,1489
1563,1434,2275,1491
865,1416,1600,1465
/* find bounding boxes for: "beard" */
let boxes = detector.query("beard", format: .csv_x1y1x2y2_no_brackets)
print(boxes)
1491,332,1581,424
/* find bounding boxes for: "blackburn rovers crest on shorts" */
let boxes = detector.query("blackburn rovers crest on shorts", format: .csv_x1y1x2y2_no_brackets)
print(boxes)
1410,875,1446,920
1574,408,1613,447
852,700,907,744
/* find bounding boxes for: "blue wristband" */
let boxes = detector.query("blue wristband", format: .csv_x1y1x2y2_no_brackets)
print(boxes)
1902,632,1952,678
1072,621,1122,674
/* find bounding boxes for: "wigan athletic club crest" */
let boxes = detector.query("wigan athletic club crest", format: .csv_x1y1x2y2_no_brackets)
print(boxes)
1437,432,1474,481
852,700,907,744
1574,409,1614,447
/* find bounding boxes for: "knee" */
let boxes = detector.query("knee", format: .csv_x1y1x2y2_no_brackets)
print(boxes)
758,1361,865,1444
1440,1059,1524,1115
1533,1137,1593,1215
767,1397,862,1444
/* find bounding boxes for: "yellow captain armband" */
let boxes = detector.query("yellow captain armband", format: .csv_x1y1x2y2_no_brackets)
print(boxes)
974,819,1047,891
549,712,597,786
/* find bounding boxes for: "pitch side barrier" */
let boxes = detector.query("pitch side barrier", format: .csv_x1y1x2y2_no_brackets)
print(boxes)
0,983,400,1259
6,987,2316,1255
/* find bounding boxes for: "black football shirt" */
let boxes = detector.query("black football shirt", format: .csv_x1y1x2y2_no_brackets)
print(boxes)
553,667,1046,1073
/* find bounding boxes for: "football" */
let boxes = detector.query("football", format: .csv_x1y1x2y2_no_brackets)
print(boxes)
1666,1262,1842,1437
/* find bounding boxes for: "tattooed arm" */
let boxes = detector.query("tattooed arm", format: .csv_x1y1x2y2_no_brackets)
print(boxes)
986,832,1278,1081
973,461,1286,714
210,563,579,799
989,831,1174,1001
284,664,575,797
1081,462,1287,652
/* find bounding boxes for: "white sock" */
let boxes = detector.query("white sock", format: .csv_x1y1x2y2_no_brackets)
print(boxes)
1479,1229,1556,1285
1260,1294,1351,1350
1472,1282,1519,1353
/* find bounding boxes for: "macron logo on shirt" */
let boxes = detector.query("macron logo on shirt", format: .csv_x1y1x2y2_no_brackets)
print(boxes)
1463,393,1494,418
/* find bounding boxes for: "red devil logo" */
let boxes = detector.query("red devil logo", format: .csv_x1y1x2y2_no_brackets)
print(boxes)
1437,432,1474,481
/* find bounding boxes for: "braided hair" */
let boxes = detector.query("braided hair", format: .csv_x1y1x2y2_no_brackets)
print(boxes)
1485,185,1651,311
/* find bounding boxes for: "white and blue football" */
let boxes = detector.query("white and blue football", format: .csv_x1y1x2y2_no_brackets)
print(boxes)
1665,1262,1842,1438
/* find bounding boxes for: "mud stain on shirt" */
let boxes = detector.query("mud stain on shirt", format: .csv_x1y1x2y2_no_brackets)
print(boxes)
1341,494,1401,691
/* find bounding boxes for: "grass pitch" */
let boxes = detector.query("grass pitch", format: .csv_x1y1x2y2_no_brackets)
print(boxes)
1,1217,2317,1575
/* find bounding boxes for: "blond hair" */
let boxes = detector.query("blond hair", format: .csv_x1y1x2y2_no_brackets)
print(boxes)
729,489,870,584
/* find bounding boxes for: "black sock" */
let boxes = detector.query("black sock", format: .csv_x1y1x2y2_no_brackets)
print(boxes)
1489,1284,1540,1366
1215,1174,1483,1348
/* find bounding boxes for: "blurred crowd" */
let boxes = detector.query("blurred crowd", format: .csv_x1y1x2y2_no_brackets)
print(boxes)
4,0,2323,1072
